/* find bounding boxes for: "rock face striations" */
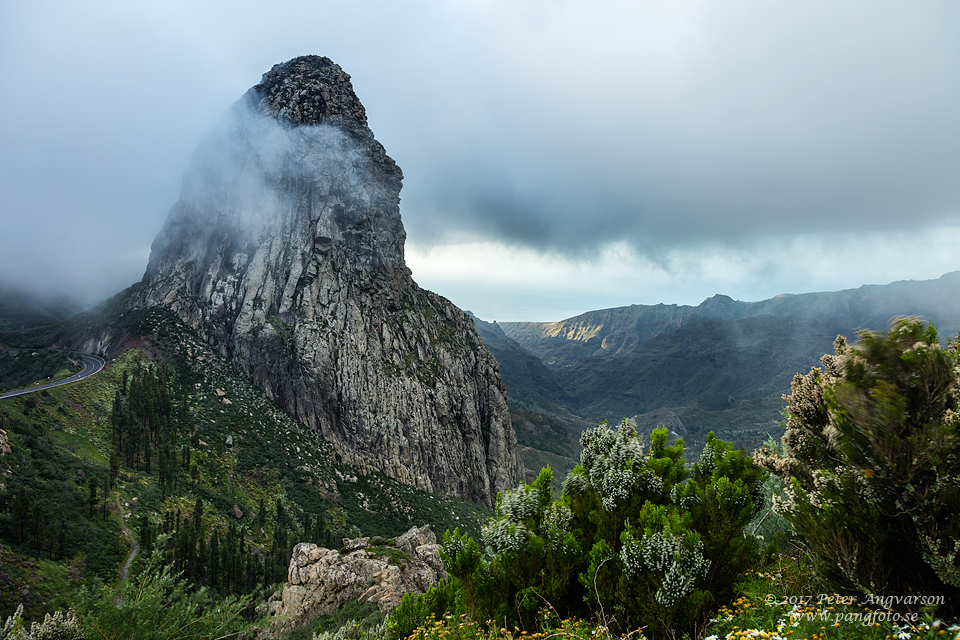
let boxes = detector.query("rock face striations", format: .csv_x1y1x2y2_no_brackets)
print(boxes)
131,56,520,506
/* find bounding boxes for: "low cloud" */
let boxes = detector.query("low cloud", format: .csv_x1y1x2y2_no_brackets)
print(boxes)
1,0,958,317
409,225,960,322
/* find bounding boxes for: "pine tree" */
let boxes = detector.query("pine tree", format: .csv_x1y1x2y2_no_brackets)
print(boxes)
88,475,99,517
209,530,221,592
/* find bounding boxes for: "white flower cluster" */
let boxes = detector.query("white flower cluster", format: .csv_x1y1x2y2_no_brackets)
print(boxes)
809,469,840,510
670,483,698,509
620,530,709,607
917,532,960,588
0,604,84,640
498,484,540,524
694,441,719,478
443,531,465,561
561,472,589,497
578,421,663,511
540,502,573,551
596,468,640,511
482,519,529,554
542,502,572,534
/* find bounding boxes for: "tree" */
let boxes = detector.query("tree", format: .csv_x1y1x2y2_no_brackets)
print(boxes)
78,550,252,640
88,475,99,517
757,318,960,616
11,487,27,545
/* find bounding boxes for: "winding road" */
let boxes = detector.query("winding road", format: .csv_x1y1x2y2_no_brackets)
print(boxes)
0,351,105,400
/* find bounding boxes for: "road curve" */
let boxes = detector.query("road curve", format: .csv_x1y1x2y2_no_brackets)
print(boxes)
0,352,106,400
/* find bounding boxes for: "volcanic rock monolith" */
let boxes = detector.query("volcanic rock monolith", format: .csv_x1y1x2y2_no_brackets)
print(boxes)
132,56,521,505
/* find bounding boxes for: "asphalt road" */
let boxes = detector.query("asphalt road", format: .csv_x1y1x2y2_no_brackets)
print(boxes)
0,352,106,400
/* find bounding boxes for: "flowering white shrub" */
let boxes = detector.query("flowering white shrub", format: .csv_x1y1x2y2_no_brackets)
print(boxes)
481,519,530,554
757,318,960,615
0,605,84,640
497,484,540,525
445,420,765,639
567,419,664,511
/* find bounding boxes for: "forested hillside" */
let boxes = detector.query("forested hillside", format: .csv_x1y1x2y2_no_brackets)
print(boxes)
0,305,489,628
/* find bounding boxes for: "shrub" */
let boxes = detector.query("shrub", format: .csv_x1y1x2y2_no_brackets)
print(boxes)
0,604,84,640
383,578,461,640
313,598,385,640
756,318,960,616
443,420,766,639
746,434,797,558
76,551,253,640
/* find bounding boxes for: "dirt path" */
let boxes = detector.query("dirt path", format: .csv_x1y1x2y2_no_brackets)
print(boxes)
115,495,139,599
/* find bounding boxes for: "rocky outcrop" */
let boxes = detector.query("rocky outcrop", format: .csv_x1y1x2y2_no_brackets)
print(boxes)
268,526,445,636
130,55,520,505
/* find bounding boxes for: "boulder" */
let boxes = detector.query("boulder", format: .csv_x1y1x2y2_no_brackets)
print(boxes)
266,525,446,637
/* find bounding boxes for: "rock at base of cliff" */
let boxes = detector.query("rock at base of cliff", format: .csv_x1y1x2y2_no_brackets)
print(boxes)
265,525,445,637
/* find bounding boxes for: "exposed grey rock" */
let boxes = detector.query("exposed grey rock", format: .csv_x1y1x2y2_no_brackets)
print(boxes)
130,55,521,505
342,536,369,552
394,524,435,555
267,526,446,636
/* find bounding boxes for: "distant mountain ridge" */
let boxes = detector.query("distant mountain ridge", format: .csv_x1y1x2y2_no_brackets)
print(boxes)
501,271,960,367
482,271,960,459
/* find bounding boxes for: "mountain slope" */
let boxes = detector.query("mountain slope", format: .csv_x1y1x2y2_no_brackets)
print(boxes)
467,314,574,415
494,272,960,454
502,272,960,366
126,56,520,506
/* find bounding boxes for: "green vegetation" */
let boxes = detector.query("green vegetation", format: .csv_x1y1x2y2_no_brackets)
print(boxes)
0,350,82,393
400,563,960,640
3,303,959,639
385,578,462,640
341,319,960,640
0,304,489,635
757,318,960,618
441,421,764,639
76,551,253,640
312,598,385,640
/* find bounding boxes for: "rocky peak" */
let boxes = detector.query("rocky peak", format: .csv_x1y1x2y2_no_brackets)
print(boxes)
131,56,521,506
249,55,367,129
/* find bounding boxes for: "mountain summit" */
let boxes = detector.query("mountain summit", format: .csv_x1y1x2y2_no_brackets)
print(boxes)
131,55,520,506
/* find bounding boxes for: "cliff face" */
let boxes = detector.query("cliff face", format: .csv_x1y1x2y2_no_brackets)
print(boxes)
131,56,520,506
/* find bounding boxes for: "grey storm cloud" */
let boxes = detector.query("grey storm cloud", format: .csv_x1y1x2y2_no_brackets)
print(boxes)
1,0,959,310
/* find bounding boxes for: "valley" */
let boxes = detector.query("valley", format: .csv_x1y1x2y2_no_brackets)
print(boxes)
481,271,960,482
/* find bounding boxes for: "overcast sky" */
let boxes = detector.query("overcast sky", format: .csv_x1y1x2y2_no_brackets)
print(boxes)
2,1,959,321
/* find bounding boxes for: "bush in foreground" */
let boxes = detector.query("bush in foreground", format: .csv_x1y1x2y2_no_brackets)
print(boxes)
442,420,765,639
77,551,254,640
757,318,960,617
